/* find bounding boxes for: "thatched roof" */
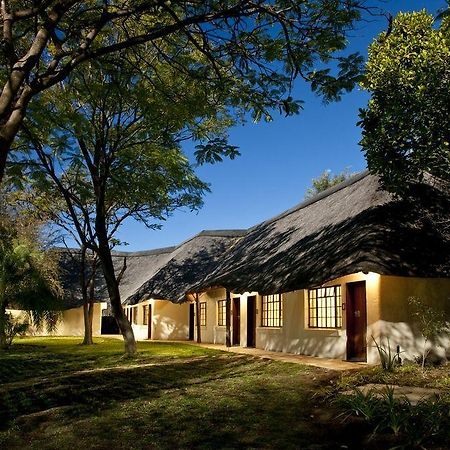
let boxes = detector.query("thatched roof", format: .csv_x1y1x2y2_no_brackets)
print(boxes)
199,172,450,295
112,247,175,302
57,246,175,309
125,230,246,304
58,171,450,308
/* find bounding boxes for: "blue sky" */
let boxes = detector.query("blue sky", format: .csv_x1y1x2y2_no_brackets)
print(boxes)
115,0,446,251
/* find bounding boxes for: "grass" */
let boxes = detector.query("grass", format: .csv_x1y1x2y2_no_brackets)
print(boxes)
1,337,352,450
1,338,449,449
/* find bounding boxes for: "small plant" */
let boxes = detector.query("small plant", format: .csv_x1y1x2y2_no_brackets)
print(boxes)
3,314,29,348
408,297,449,371
337,387,450,447
338,387,379,422
378,385,410,436
372,336,402,372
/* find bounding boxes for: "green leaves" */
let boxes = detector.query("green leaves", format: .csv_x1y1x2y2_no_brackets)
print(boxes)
194,139,241,165
359,11,450,194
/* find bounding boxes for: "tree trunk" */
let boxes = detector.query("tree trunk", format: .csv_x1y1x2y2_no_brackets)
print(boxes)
0,298,7,350
0,136,8,185
82,259,97,345
0,87,33,184
95,219,136,355
225,289,231,348
82,302,93,345
195,294,201,344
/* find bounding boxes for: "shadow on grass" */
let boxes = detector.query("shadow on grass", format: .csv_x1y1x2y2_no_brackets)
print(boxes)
0,354,261,427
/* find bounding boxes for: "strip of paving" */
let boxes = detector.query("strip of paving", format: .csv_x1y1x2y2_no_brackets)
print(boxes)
343,384,443,405
189,343,366,371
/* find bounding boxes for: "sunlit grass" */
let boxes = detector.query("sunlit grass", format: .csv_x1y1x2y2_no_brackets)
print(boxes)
1,337,340,450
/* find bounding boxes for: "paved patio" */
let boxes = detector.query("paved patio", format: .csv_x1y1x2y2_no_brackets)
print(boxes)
190,343,367,371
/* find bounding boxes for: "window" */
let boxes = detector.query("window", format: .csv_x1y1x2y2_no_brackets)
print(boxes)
308,285,342,328
217,300,226,326
132,306,138,325
199,302,207,326
143,305,148,325
261,294,283,327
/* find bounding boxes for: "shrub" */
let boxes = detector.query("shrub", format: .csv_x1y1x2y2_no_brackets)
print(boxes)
408,297,449,371
3,314,29,348
337,387,450,447
372,336,402,372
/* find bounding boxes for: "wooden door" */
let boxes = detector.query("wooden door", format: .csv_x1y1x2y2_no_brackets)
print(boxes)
232,297,240,346
247,296,256,347
346,281,367,361
147,304,152,340
189,303,195,340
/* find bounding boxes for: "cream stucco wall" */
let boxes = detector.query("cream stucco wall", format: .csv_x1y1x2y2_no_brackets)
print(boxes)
253,272,381,362
191,274,379,360
195,288,227,344
125,299,190,341
375,275,450,363
7,303,104,337
128,273,450,364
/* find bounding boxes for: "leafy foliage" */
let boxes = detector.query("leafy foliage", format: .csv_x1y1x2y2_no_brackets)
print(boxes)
0,1,368,183
2,313,29,348
0,198,62,348
338,386,450,447
304,168,354,199
359,11,450,194
372,336,402,372
408,296,449,370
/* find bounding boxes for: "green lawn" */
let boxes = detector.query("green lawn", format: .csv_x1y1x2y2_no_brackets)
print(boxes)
1,338,448,449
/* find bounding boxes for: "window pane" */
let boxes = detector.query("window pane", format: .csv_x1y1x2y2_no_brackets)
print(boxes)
200,302,207,326
217,300,226,326
261,294,282,327
308,285,342,329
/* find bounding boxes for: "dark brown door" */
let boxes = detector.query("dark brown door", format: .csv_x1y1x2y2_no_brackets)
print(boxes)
189,303,195,340
247,296,256,347
346,281,367,361
232,297,240,346
147,304,152,340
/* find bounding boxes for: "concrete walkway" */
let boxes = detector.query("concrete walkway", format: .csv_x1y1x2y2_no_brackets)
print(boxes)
190,342,366,371
344,384,442,405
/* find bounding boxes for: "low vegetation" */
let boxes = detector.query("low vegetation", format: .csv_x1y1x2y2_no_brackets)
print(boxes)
337,386,450,448
2,338,450,449
337,363,450,391
1,338,343,450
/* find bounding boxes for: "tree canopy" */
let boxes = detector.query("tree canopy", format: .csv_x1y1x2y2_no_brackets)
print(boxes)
304,169,354,199
0,1,368,183
0,196,62,348
359,10,450,194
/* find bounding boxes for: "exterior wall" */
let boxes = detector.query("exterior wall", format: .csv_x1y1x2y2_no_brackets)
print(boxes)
125,299,190,341
376,276,450,363
127,274,450,364
6,303,104,337
213,274,449,364
152,300,189,340
195,288,227,344
254,272,381,363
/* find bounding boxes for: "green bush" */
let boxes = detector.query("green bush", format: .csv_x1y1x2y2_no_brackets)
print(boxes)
3,314,29,348
372,336,402,372
338,386,450,447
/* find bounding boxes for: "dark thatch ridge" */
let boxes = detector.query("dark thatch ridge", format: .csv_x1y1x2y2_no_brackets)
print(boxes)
199,172,450,295
125,230,246,304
